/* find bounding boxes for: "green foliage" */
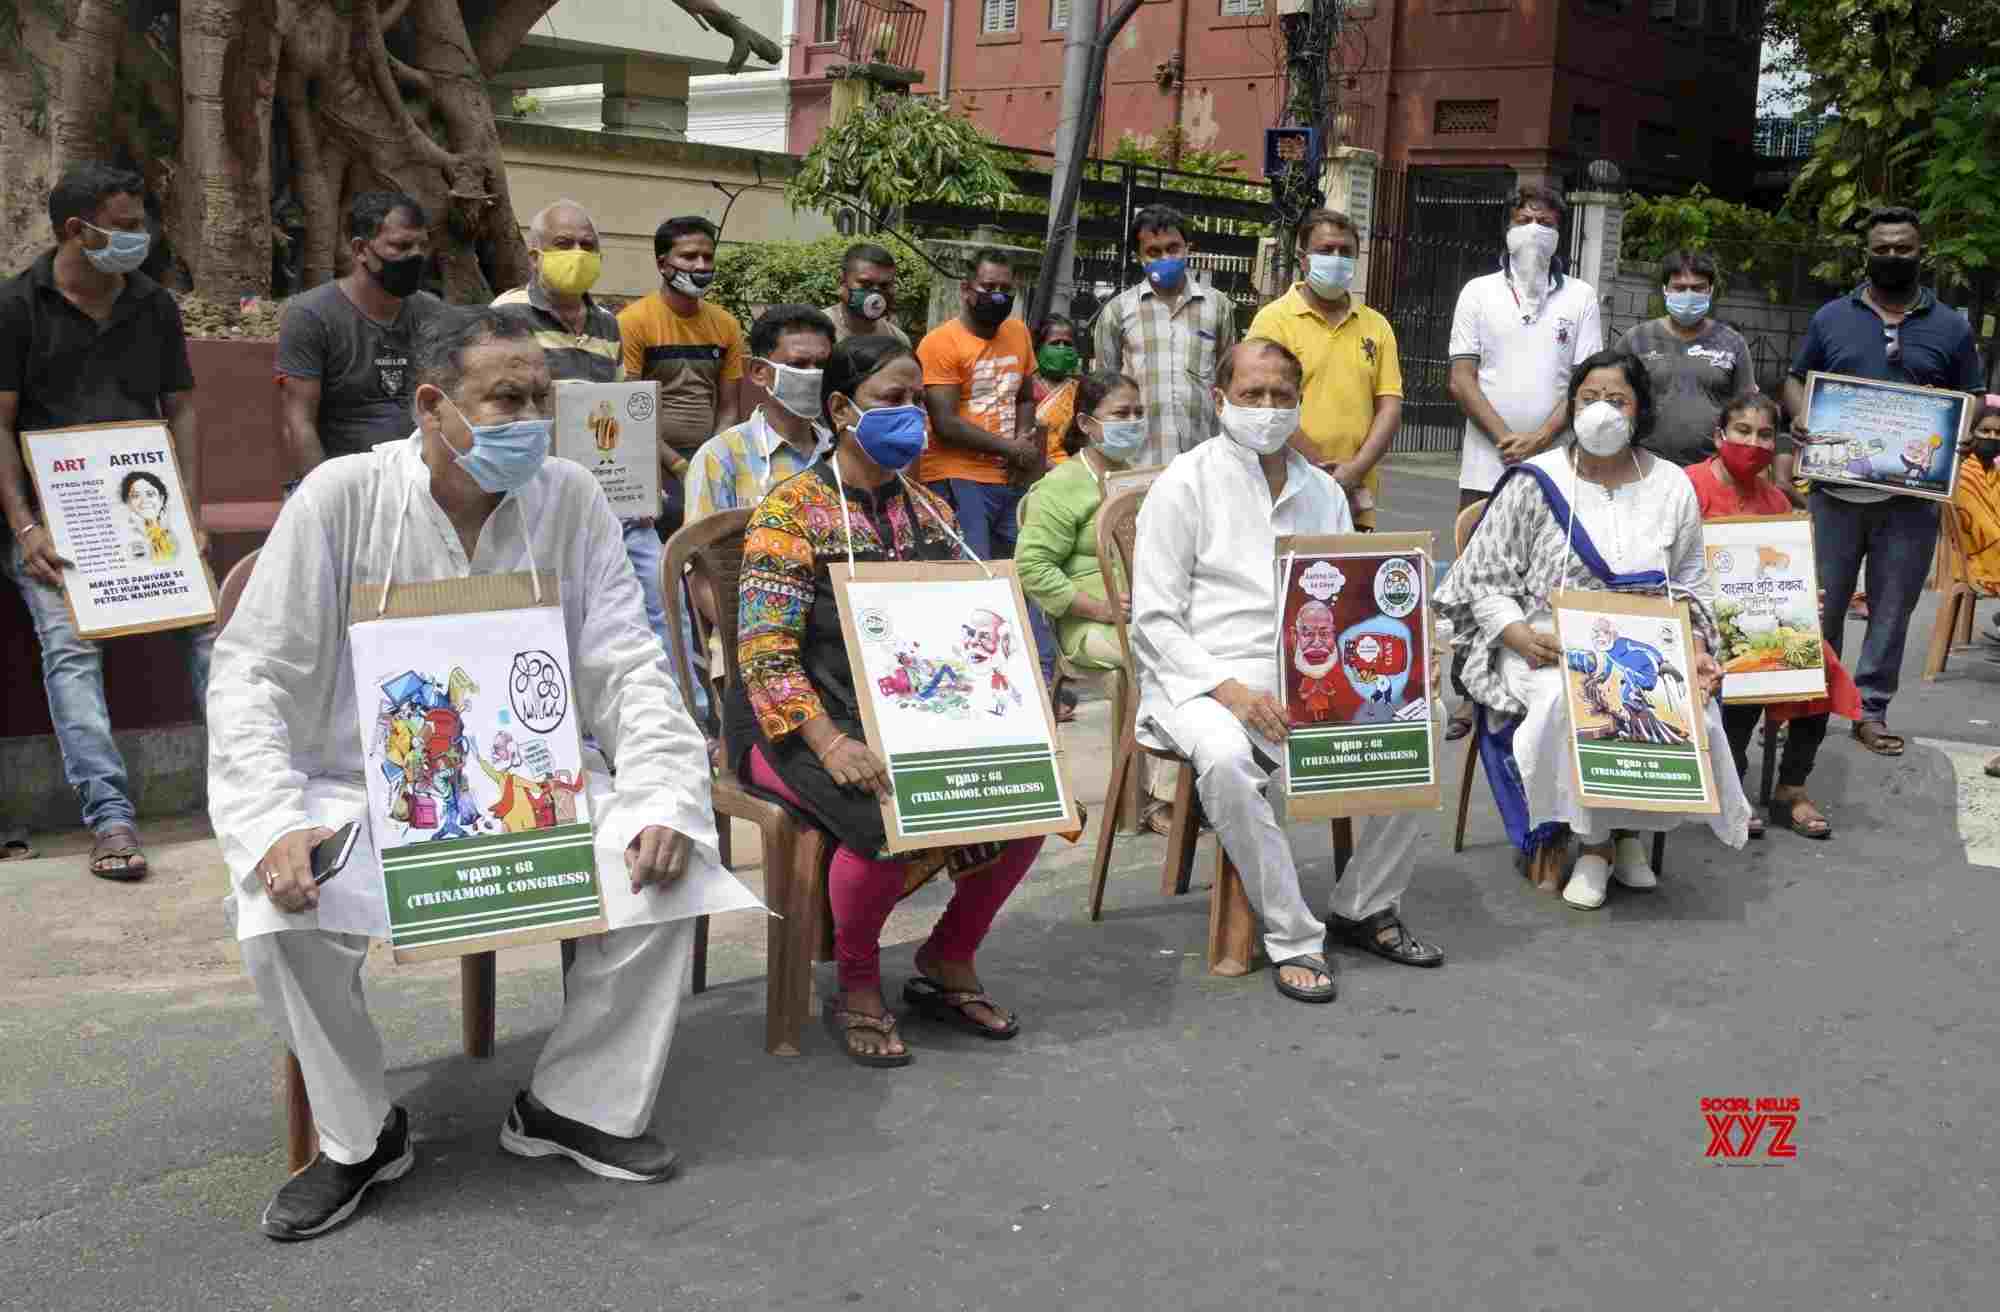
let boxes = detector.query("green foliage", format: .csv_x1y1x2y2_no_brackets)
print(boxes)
787,93,1017,222
1102,131,1267,238
1906,68,2000,287
710,233,936,342
1621,186,1833,300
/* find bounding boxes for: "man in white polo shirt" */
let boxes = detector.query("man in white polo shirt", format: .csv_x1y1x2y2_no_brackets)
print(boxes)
1442,185,1602,740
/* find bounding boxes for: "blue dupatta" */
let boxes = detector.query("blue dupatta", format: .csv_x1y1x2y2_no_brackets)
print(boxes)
1473,461,1667,855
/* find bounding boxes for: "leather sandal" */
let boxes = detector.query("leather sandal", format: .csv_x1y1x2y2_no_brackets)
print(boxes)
1851,721,1904,756
823,1004,913,1067
1770,796,1831,840
1327,909,1446,968
1445,706,1475,742
89,823,149,882
1269,953,1336,1003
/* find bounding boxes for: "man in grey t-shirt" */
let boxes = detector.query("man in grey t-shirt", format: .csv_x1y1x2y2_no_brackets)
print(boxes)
1616,249,1752,466
277,191,444,471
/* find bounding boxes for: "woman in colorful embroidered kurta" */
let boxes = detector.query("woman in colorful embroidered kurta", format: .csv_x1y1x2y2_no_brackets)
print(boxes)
1951,397,2000,595
1435,351,1751,909
724,336,1044,1067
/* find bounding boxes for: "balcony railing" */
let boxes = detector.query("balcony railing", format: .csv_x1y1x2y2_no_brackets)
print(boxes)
832,0,927,74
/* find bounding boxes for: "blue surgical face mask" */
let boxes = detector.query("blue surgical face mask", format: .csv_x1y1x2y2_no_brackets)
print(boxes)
440,395,550,494
1145,257,1187,293
83,222,151,275
1305,252,1355,296
1664,289,1711,325
845,401,928,471
1087,415,1148,464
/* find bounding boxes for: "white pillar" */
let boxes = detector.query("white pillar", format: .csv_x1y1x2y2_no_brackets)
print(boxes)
1566,188,1626,293
1321,147,1381,296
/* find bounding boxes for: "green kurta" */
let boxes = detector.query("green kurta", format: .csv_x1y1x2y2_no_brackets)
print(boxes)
1016,455,1125,667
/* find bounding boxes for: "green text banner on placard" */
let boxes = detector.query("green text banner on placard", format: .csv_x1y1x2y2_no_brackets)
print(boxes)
380,822,600,951
889,745,1068,837
1574,742,1708,804
1287,722,1435,795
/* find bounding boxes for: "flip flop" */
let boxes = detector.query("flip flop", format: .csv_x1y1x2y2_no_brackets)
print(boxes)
0,837,37,862
1851,721,1904,757
902,976,1020,1039
89,823,149,882
822,1005,913,1067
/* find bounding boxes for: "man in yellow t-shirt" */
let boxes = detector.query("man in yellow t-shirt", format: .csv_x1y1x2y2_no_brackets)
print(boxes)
915,247,1043,557
1247,208,1404,529
617,215,746,543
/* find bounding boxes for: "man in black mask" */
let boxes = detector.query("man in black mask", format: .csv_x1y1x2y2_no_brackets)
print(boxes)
1779,205,1983,766
277,192,444,474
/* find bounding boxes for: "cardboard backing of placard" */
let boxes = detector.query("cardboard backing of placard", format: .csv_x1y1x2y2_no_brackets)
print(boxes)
1274,532,1443,818
1798,371,1972,504
20,421,220,639
349,570,612,961
832,559,1083,853
1705,512,1829,706
1551,588,1719,816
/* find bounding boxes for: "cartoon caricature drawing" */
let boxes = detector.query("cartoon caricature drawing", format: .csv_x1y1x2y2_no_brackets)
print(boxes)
374,666,482,841
1337,617,1414,724
956,608,1023,718
116,470,178,563
873,640,974,717
1289,600,1342,723
1565,617,1690,745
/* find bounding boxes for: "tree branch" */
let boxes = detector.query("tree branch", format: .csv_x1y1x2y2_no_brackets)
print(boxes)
667,0,784,74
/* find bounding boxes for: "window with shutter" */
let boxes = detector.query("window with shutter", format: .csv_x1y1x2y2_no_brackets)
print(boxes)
983,0,1019,32
1051,0,1070,29
1221,0,1267,16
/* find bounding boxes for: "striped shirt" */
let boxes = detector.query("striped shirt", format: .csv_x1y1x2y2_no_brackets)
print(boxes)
1091,276,1237,466
491,282,624,382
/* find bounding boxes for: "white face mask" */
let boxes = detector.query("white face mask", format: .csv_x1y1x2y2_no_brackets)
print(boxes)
1572,399,1634,457
1219,401,1299,455
755,359,824,421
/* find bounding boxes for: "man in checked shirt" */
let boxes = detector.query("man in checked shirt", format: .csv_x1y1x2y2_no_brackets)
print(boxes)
1091,204,1239,466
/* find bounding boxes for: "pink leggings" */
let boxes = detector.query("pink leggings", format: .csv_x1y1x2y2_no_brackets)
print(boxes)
747,744,1042,992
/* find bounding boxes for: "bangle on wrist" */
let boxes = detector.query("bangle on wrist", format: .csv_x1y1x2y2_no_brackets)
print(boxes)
11,520,42,541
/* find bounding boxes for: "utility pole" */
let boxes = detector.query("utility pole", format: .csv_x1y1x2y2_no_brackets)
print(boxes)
1042,0,1102,324
1030,0,1145,327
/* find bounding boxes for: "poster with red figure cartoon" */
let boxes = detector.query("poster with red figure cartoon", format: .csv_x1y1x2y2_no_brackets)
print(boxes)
1273,533,1441,818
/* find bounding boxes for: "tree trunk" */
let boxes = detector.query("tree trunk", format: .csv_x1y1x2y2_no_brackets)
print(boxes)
179,0,283,298
52,0,126,178
0,12,60,276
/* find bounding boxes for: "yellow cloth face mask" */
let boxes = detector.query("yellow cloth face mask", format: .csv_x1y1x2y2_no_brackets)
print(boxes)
538,248,602,295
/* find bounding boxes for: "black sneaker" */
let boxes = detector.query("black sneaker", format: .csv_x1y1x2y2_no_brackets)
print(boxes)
260,1105,414,1241
498,1091,678,1183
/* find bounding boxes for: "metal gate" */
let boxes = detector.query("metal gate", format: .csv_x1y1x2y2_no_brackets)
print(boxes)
1368,168,1518,452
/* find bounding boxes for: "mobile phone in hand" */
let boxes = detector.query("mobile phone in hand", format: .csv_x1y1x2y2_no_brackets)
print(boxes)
311,822,360,886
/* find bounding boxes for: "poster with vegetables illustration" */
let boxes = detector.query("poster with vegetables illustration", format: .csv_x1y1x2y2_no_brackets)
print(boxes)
1702,514,1827,705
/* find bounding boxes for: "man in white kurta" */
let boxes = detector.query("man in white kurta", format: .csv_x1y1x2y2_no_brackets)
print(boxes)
210,307,746,1241
1130,338,1443,1005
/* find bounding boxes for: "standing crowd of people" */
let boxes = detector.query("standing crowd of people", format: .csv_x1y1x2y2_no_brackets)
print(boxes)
0,163,1987,1238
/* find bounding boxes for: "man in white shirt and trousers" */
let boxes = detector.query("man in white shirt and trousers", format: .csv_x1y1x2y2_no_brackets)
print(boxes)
210,308,750,1240
1441,185,1603,742
1131,338,1445,1004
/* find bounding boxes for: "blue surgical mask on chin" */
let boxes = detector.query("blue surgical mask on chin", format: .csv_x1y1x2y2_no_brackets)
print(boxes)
440,395,550,494
846,402,928,471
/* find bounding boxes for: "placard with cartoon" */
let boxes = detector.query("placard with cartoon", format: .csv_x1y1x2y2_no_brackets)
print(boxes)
1273,533,1441,818
552,380,660,518
1702,514,1827,704
832,561,1080,851
1795,371,1972,503
1551,589,1719,814
347,571,609,961
19,422,218,638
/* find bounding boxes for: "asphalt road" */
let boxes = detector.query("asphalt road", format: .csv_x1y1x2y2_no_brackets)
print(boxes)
4,454,1998,1310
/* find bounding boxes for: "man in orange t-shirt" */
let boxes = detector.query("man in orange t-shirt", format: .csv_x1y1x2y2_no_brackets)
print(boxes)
916,248,1045,559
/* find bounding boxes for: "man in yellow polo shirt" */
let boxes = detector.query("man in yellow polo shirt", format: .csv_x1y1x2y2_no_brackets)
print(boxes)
1247,208,1403,528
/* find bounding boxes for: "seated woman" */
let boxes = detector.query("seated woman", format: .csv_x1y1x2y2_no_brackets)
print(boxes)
1015,370,1177,832
1435,349,1750,908
1688,390,1850,841
725,335,1045,1067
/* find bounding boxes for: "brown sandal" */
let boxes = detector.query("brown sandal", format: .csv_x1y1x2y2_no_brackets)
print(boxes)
823,1004,912,1067
1851,720,1905,757
902,976,1020,1039
89,823,149,882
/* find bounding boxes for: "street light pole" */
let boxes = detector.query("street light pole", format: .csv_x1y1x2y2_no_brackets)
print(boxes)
1042,0,1101,325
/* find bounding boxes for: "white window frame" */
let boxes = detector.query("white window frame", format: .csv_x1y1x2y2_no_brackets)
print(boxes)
983,0,1019,34
1221,0,1267,16
1050,0,1070,30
